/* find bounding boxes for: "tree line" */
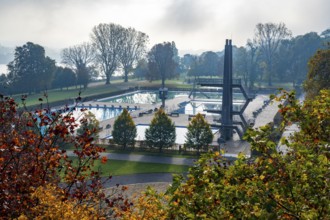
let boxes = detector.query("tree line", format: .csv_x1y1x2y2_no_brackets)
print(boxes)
182,24,329,90
0,22,180,95
0,23,151,95
0,22,328,95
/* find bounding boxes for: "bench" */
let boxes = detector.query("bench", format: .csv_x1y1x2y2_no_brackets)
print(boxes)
170,112,179,117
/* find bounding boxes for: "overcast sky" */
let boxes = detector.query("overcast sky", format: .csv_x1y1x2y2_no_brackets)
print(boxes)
0,0,329,55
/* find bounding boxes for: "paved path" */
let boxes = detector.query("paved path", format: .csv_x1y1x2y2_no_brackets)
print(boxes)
102,152,196,166
103,173,177,187
66,151,196,166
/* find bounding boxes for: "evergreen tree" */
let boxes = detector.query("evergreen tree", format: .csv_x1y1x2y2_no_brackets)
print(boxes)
185,113,214,153
112,108,137,149
52,67,76,90
145,109,176,152
7,42,56,94
76,111,100,139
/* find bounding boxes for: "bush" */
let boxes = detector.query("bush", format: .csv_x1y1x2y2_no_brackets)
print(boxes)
0,96,130,218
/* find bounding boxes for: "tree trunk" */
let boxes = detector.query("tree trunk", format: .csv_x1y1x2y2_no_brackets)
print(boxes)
105,72,110,84
124,70,128,83
249,79,255,90
161,77,165,108
267,59,272,86
105,78,110,84
268,73,272,86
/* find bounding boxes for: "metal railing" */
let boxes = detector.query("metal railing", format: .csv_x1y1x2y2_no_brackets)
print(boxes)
196,78,242,85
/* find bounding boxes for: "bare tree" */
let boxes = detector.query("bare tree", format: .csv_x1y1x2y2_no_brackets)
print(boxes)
147,42,178,85
62,42,95,68
91,23,124,85
119,27,149,82
61,42,95,88
147,42,178,108
233,46,249,87
246,38,260,89
254,22,291,86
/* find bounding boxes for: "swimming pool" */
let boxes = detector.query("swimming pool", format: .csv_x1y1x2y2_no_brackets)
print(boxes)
98,90,190,104
71,106,136,121
182,101,246,115
98,90,246,104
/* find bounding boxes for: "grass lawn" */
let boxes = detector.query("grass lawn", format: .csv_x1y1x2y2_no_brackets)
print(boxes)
13,83,120,107
98,159,189,176
12,78,191,107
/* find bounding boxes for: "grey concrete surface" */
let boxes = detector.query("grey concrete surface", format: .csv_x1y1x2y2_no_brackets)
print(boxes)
104,173,177,187
66,151,196,166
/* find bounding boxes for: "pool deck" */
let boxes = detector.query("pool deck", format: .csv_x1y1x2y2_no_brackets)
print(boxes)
82,93,280,158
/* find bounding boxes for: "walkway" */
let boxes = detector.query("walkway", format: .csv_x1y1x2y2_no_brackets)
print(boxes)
103,173,176,187
66,151,196,166
101,152,196,166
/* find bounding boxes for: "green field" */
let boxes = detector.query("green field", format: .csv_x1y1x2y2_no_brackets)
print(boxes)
13,83,120,106
97,159,189,176
13,79,192,107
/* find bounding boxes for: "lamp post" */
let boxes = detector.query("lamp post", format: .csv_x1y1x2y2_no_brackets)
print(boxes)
159,87,168,109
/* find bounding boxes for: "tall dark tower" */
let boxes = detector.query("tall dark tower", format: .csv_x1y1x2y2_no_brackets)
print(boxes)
195,39,251,141
221,39,233,140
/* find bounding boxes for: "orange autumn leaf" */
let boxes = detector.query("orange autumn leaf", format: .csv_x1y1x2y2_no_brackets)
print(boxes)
101,156,108,164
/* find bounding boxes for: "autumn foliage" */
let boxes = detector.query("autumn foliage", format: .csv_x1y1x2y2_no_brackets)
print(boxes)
185,113,214,153
18,184,97,220
168,90,330,219
0,96,130,218
120,90,330,219
116,187,169,220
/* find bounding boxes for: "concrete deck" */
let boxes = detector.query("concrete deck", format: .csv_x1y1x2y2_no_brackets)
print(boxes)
79,92,281,158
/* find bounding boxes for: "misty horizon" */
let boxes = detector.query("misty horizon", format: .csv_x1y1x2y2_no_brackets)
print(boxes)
0,0,329,53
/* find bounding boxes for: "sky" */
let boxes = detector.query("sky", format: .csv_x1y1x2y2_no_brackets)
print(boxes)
0,0,329,55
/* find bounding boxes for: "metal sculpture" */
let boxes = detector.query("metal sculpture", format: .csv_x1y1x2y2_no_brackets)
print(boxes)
197,40,251,140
